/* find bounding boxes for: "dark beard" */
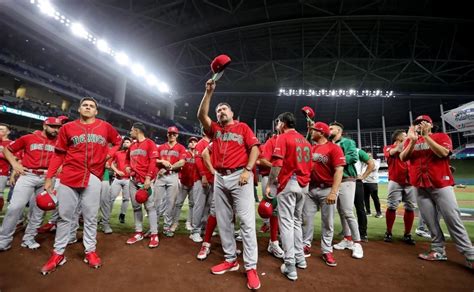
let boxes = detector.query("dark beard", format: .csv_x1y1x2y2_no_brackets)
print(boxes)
45,131,56,139
328,134,335,141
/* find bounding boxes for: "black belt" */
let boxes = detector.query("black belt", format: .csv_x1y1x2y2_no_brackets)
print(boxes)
215,167,244,176
310,182,332,189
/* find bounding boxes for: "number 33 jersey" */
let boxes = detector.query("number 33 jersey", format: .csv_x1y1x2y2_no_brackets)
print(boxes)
272,129,312,193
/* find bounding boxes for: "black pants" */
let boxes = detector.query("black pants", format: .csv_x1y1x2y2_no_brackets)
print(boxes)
354,180,367,237
363,183,381,214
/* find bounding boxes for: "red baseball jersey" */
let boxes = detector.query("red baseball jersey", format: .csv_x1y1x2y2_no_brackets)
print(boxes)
205,120,260,169
127,138,159,184
272,129,312,193
384,144,409,185
311,141,346,186
47,119,122,188
7,130,57,169
403,133,454,188
0,139,13,176
195,138,214,182
112,150,130,179
180,150,200,187
157,142,186,171
258,135,277,177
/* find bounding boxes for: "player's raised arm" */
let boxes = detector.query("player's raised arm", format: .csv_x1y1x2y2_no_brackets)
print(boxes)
197,79,215,133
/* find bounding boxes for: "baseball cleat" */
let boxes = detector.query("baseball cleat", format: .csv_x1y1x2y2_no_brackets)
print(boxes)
333,238,354,250
415,228,431,239
170,223,179,233
375,213,383,218
185,221,192,231
352,243,364,259
37,222,56,233
465,258,473,270
384,232,393,242
84,251,102,269
246,269,261,290
126,232,144,244
0,244,12,252
118,213,126,224
259,223,270,233
267,240,284,259
402,234,416,245
21,240,40,250
303,245,311,258
418,250,447,261
102,224,113,234
197,242,211,260
41,252,66,275
211,260,239,275
296,259,307,269
189,233,203,243
280,263,297,281
148,234,159,248
322,253,337,267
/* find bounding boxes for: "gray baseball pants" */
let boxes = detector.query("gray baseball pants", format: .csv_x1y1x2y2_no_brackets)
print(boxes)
154,173,180,230
416,186,474,259
277,179,307,266
215,169,257,270
338,181,361,241
172,183,194,226
129,180,158,234
387,181,416,211
0,172,45,248
192,181,215,235
302,187,335,254
53,174,101,254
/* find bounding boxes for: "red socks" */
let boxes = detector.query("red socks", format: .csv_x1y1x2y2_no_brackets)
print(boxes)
270,215,279,242
386,209,396,233
404,210,415,235
344,236,353,241
203,215,217,243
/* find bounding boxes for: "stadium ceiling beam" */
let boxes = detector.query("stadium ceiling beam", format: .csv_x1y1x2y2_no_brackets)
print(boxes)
203,0,232,14
302,1,336,16
88,0,177,27
158,15,473,50
413,60,448,84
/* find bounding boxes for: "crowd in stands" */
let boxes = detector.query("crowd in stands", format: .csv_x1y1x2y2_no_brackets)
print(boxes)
0,47,201,135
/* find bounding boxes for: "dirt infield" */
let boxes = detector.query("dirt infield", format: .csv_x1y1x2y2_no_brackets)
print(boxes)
0,233,473,292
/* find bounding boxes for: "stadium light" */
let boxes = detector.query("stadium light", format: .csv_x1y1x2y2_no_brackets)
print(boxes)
115,52,129,66
278,88,395,98
131,63,145,77
96,39,109,53
28,0,173,95
71,22,88,39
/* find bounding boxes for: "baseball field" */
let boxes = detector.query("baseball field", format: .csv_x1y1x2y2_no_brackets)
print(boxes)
0,184,473,291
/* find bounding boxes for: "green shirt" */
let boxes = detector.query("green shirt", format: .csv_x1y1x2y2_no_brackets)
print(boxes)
334,137,359,178
102,169,110,181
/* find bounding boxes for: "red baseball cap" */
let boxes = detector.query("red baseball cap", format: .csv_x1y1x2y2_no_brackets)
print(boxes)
58,115,69,124
301,106,315,119
44,117,62,126
188,136,198,143
311,122,330,136
414,115,433,125
167,126,179,134
211,54,232,74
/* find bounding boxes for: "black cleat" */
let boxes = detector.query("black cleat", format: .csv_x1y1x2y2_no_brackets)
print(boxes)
402,234,416,245
384,232,393,242
119,213,125,224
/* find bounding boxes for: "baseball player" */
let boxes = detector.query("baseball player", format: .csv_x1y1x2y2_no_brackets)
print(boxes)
154,126,186,237
41,97,122,274
99,161,112,233
0,117,62,251
125,122,159,248
197,79,261,290
256,133,272,233
109,137,132,224
363,153,382,218
329,122,364,259
0,123,12,211
353,148,375,241
172,136,199,239
400,115,474,269
302,122,345,267
195,141,217,260
265,112,312,281
383,129,417,244
257,124,284,258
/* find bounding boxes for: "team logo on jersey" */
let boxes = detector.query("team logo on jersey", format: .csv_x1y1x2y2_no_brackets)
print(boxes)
215,131,243,145
161,150,180,158
185,157,195,163
130,149,147,156
71,134,106,146
312,153,329,164
414,142,430,151
30,144,55,152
